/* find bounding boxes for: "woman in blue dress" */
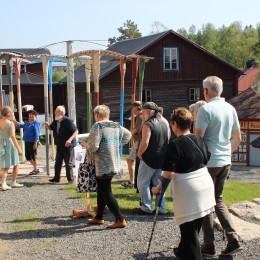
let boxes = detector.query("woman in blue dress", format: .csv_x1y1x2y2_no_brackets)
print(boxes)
0,106,23,191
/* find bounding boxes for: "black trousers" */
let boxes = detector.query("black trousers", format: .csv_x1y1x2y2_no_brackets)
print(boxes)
178,217,203,260
95,178,124,222
54,148,74,181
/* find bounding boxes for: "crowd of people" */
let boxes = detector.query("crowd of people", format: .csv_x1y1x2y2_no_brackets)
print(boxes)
0,75,243,259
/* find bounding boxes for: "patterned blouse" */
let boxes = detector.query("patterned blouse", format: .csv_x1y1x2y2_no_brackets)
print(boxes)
87,121,131,178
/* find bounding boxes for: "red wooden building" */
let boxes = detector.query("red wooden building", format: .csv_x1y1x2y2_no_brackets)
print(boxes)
61,30,243,133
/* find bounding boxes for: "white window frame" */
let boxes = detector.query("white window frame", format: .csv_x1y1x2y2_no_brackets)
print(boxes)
163,47,179,71
142,89,152,103
189,88,200,101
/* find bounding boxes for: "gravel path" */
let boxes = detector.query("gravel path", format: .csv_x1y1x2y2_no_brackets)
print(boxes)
1,176,259,260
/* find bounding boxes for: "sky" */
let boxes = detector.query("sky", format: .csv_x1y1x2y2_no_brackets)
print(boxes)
1,0,259,54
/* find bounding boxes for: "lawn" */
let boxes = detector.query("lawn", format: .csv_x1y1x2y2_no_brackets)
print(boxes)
65,180,260,213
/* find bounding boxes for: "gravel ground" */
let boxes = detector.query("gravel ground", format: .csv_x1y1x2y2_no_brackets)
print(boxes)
0,176,259,260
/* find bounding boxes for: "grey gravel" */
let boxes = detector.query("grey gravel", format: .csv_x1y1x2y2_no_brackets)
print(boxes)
0,176,259,260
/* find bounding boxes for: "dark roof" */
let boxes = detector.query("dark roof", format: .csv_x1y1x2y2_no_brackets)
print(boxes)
0,48,51,56
250,136,260,148
1,72,43,85
228,87,260,120
61,30,242,83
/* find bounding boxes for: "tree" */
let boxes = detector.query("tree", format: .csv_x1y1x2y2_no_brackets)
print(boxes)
150,21,168,34
108,20,142,45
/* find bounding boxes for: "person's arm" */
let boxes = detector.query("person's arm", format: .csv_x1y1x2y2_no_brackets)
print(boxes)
9,122,22,155
120,126,132,145
137,124,151,160
65,129,79,147
86,124,101,153
33,122,40,150
42,121,51,131
231,129,241,153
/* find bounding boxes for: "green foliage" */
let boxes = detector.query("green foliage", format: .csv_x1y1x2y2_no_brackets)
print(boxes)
150,21,169,35
177,22,260,67
52,71,67,83
12,213,41,230
108,20,142,45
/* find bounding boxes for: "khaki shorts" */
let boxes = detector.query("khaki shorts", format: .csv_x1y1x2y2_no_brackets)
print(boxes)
127,142,138,160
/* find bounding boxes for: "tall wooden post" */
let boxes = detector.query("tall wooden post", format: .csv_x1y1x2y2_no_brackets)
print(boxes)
66,41,76,123
0,59,3,110
42,55,50,175
5,55,14,110
92,51,100,107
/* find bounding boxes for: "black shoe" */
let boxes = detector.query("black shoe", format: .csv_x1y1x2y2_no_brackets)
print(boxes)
49,178,60,183
133,208,152,215
201,243,216,257
220,241,243,256
173,248,181,258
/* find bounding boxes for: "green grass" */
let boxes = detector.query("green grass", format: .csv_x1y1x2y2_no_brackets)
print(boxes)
12,213,41,230
223,181,260,206
65,180,260,213
38,241,54,249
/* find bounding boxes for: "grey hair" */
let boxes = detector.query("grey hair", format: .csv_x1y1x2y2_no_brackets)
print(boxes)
1,106,13,117
94,105,110,118
56,105,66,115
203,76,223,95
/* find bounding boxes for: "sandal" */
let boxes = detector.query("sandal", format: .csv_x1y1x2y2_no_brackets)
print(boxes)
29,169,40,175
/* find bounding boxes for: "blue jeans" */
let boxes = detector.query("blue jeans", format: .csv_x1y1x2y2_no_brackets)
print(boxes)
137,160,166,213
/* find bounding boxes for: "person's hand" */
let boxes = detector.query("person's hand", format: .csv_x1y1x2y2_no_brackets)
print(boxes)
151,186,161,195
33,143,38,150
18,148,22,155
65,140,71,147
42,121,49,126
79,141,87,147
137,152,143,160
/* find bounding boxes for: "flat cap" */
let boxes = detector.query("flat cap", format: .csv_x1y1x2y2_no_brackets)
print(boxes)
142,102,159,111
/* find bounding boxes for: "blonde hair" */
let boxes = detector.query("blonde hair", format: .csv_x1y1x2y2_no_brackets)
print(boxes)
1,106,13,117
94,105,110,119
189,100,207,120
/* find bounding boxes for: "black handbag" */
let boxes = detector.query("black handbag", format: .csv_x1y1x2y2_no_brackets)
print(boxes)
77,154,97,193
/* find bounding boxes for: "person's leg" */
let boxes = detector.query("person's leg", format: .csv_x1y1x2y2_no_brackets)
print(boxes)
94,179,107,220
1,168,10,189
134,156,140,190
137,160,155,213
53,150,63,181
63,148,74,181
126,158,135,183
213,165,239,243
179,219,203,260
96,178,124,221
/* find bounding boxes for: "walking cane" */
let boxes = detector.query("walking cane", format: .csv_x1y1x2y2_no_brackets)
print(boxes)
145,177,171,259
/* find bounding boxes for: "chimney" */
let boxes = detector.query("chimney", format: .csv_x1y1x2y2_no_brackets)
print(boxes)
246,59,256,69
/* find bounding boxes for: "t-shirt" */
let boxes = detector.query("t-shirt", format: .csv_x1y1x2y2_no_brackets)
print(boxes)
196,97,240,167
20,120,40,143
163,134,211,173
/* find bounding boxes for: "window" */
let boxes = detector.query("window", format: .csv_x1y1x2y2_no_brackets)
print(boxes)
163,47,179,71
189,88,200,101
142,89,152,103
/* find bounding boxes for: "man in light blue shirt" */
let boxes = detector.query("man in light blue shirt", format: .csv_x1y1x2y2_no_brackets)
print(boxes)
195,76,242,257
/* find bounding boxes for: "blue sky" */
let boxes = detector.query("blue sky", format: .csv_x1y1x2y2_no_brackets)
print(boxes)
1,0,259,54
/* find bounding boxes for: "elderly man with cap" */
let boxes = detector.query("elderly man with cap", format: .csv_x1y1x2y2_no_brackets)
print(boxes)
136,102,169,214
121,101,142,189
13,110,40,175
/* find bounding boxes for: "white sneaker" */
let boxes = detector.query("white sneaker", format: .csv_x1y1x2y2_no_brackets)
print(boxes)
11,182,24,188
2,184,12,191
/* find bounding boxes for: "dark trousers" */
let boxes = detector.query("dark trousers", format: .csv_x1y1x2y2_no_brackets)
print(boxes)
202,165,238,245
95,178,123,222
54,148,74,181
178,217,203,260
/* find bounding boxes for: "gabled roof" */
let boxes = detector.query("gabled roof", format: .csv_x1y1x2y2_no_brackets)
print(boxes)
228,87,260,120
61,30,242,83
1,72,43,85
0,48,51,56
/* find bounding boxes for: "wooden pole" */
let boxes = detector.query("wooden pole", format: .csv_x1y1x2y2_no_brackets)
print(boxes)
139,59,145,102
92,50,100,107
42,55,50,176
66,41,76,123
5,55,14,110
14,58,25,162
